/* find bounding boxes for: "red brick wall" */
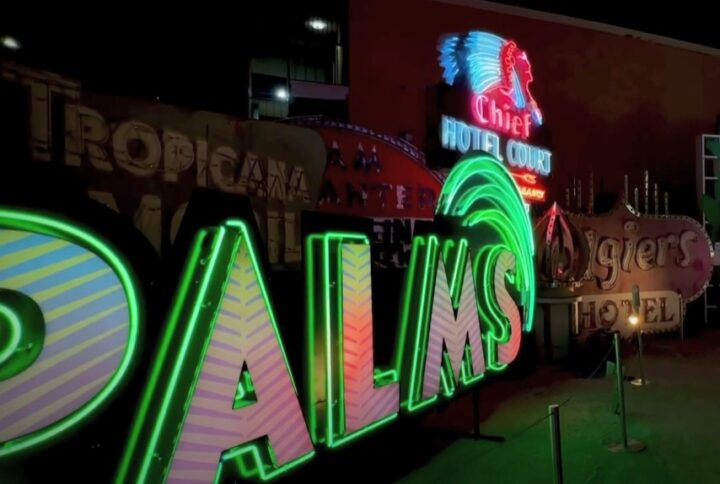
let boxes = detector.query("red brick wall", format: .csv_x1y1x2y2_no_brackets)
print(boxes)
349,0,720,213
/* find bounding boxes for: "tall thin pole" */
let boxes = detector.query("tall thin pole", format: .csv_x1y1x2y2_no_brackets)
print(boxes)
589,172,594,215
613,332,628,449
654,184,659,216
634,188,639,213
624,174,629,204
637,330,645,385
549,404,564,484
577,181,582,212
644,170,649,214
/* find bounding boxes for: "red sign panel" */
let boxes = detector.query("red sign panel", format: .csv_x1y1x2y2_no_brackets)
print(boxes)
301,121,443,219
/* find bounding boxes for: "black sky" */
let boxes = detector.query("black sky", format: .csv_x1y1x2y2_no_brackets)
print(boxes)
0,2,717,116
491,0,720,49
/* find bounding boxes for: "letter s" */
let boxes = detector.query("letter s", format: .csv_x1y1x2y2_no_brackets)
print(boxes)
677,231,697,267
494,251,522,365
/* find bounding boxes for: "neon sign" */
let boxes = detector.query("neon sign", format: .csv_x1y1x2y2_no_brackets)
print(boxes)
0,154,536,482
512,173,546,202
438,31,553,184
569,203,712,336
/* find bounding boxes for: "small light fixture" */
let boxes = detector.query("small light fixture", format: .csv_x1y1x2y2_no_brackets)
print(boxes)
628,314,639,326
1,36,21,51
274,86,289,101
307,18,328,31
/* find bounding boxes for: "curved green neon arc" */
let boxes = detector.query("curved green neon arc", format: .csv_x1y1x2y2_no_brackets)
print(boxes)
396,152,534,383
0,208,142,458
436,153,536,334
0,304,21,365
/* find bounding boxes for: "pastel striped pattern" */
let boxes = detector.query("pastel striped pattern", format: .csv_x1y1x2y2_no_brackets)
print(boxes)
0,230,129,442
495,251,521,365
167,240,313,483
341,243,398,434
422,259,485,399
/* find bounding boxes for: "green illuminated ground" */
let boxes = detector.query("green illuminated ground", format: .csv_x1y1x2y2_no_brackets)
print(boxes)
398,330,720,484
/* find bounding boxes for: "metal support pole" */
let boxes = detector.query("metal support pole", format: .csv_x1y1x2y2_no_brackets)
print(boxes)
466,388,504,442
549,404,563,484
681,312,685,343
631,328,649,387
607,331,646,452
638,330,645,385
613,332,628,449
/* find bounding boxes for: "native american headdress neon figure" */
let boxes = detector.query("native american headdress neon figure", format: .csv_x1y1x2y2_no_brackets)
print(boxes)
439,31,543,127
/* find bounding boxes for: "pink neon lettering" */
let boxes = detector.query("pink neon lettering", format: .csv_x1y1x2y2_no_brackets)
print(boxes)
472,95,531,140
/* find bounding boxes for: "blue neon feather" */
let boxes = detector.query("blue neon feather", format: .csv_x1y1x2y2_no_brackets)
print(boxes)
438,34,461,85
464,32,504,95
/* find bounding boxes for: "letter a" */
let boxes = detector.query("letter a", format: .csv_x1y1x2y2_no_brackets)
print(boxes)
116,221,314,484
306,233,399,448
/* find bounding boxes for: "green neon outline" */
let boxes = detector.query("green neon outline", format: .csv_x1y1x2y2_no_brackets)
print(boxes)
402,235,439,412
305,234,319,443
218,442,315,482
440,351,456,397
305,232,399,449
460,344,485,385
0,207,142,459
404,236,436,410
225,221,301,392
119,226,225,483
473,244,513,371
394,152,535,410
400,235,487,411
444,239,469,309
436,154,536,332
0,290,45,382
374,368,398,385
234,366,258,409
392,235,423,375
0,304,21,365
474,245,511,341
445,239,486,388
117,221,313,483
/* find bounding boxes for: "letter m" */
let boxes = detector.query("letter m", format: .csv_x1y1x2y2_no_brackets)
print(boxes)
399,237,485,412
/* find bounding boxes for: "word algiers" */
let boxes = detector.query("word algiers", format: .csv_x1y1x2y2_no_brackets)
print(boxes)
584,229,696,290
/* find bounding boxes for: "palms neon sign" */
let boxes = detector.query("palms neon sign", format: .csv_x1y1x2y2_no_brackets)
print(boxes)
0,153,535,482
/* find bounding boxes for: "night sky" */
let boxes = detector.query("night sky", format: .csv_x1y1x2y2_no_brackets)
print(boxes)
492,0,720,49
0,2,716,114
